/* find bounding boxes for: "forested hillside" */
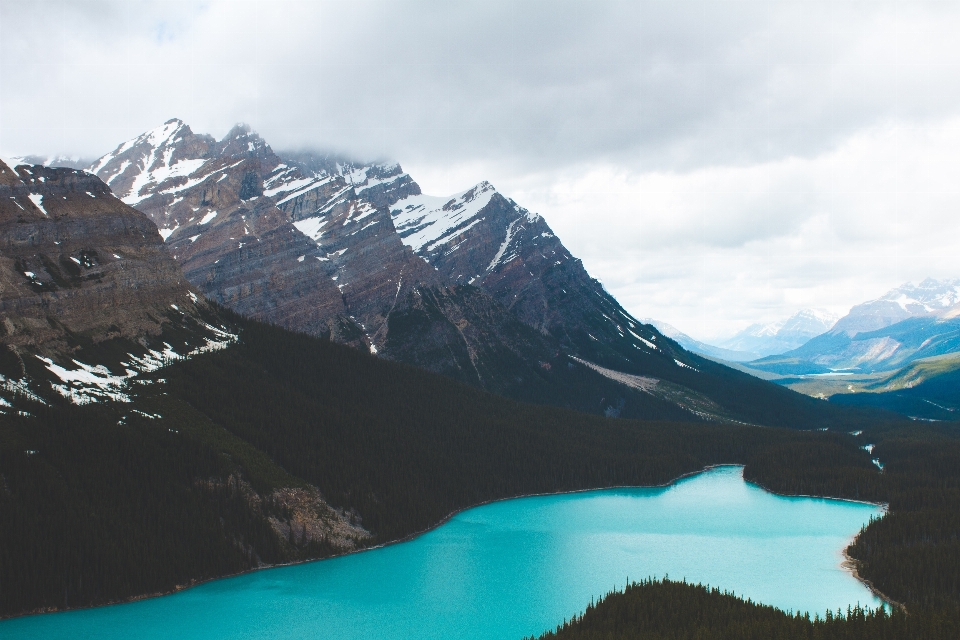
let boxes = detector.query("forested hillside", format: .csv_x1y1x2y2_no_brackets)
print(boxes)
0,309,901,619
533,578,958,640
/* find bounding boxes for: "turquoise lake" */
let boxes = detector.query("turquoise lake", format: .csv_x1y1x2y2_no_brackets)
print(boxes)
2,466,884,639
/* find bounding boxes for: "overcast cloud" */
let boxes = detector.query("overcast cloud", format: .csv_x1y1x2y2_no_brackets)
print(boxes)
2,0,959,340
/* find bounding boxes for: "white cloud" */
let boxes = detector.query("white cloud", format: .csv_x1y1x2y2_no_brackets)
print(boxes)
3,0,960,341
492,119,960,340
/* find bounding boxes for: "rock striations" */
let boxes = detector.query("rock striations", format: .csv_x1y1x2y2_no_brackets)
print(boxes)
87,120,676,355
81,119,841,424
0,160,200,355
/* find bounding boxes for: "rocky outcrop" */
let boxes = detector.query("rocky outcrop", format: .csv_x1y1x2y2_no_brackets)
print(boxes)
0,161,198,355
264,486,370,552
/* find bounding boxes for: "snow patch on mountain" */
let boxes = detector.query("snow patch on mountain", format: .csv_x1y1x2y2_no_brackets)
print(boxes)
877,279,960,313
391,181,497,253
486,217,522,272
26,193,48,216
293,216,328,243
37,327,238,405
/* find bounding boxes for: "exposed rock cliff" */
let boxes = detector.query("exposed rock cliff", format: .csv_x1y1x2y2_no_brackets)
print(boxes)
87,120,568,376
82,120,845,425
0,160,198,355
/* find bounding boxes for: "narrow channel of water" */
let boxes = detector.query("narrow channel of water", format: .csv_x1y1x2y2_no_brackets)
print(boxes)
2,466,884,640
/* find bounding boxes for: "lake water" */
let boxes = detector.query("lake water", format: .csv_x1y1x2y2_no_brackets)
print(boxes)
2,466,884,640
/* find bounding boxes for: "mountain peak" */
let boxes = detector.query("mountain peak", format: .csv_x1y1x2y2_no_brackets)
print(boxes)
215,123,271,159
825,277,960,337
225,122,252,136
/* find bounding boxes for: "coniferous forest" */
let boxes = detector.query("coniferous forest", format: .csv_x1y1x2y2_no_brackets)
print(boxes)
533,578,959,640
2,312,960,637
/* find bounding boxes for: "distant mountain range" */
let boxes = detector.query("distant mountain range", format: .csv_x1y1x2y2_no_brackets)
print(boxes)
751,279,960,375
718,309,839,358
642,319,759,362
644,309,838,363
646,281,960,422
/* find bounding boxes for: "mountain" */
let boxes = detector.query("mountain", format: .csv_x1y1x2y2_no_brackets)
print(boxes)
0,153,899,620
642,318,760,362
84,118,679,376
752,280,960,375
719,309,838,358
77,121,692,418
77,118,881,428
0,159,225,364
831,278,960,337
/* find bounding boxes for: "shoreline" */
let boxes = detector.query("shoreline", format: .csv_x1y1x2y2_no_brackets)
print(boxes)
840,548,906,613
1,463,890,622
743,475,896,611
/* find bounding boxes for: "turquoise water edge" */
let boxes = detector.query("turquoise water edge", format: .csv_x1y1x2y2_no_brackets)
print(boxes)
2,466,884,640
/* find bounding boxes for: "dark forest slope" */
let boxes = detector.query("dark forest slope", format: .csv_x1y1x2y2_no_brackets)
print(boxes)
0,310,887,619
533,578,958,640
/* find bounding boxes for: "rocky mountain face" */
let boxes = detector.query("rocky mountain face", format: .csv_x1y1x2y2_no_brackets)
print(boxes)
81,119,854,425
85,120,357,342
752,280,960,374
0,160,202,356
0,158,239,408
85,123,679,377
387,183,682,378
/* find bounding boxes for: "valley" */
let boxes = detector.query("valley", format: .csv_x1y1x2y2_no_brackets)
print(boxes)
0,151,958,639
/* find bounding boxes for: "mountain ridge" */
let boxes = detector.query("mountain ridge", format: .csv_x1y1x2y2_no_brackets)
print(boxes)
66,118,875,427
752,279,960,376
719,309,839,357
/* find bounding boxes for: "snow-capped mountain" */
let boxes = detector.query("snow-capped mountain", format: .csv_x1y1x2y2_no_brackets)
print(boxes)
720,309,838,357
752,279,960,374
830,278,960,336
83,120,696,401
78,118,852,426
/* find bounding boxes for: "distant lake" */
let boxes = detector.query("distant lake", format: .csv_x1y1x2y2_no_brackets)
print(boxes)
2,466,884,640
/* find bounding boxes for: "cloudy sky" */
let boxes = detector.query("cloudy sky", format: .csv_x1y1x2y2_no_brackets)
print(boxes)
2,0,959,341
